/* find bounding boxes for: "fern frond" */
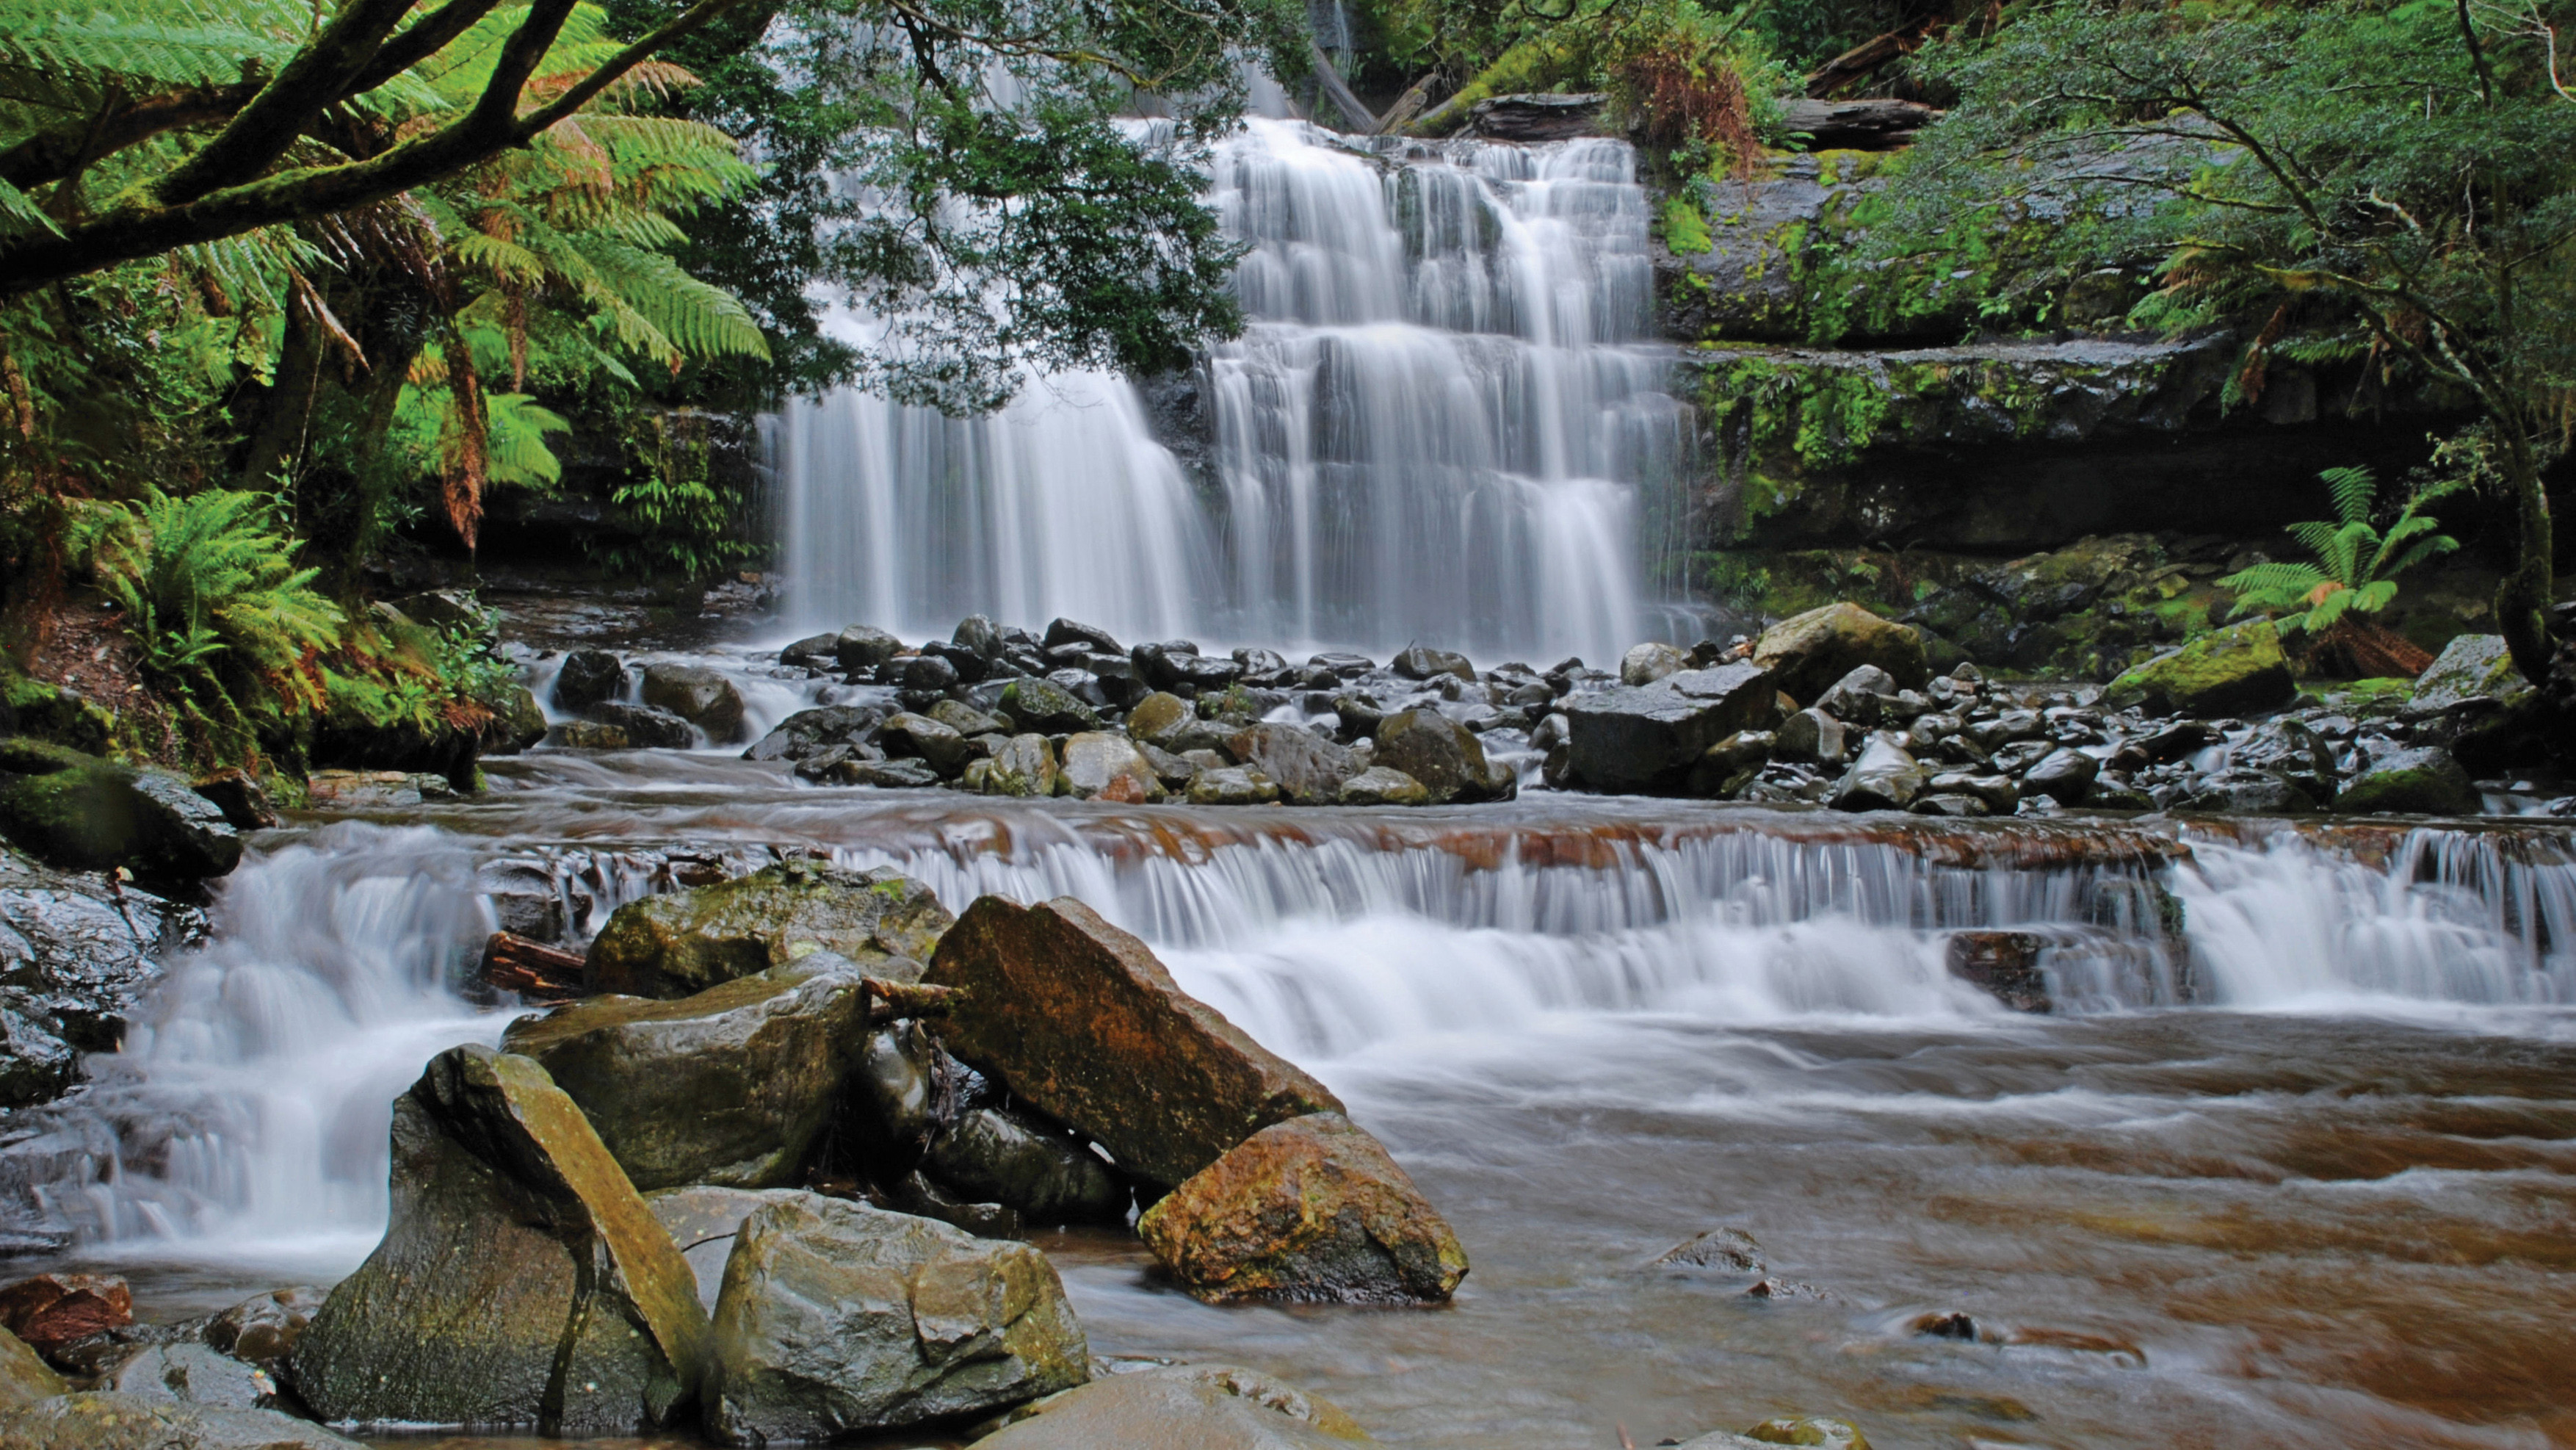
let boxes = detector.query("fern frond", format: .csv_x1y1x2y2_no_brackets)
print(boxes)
2320,465,2377,525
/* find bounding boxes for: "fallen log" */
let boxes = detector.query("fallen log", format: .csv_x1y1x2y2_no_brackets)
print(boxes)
864,977,958,1024
1778,98,1942,150
479,931,585,1000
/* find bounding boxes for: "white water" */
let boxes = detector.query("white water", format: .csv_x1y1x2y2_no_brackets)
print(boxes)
773,118,1696,660
24,814,2573,1266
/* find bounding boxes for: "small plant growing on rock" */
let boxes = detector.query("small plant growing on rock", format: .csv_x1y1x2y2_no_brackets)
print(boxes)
2219,466,2458,674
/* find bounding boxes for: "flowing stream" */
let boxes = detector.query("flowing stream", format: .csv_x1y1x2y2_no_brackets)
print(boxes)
770,118,1698,661
10,728,2575,1449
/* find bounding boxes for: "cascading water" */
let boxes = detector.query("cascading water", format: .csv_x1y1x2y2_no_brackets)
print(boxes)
772,118,1696,660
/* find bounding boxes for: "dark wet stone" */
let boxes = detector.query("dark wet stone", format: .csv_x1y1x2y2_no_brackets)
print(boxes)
1392,646,1475,682
2335,746,2479,815
1945,931,2052,1012
551,649,627,711
1654,1227,1763,1272
587,701,695,749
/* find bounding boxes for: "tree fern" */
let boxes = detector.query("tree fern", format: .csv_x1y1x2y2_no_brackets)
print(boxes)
2221,467,2459,637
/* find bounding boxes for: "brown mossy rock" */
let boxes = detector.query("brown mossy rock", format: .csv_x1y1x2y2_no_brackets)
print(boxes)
0,1324,64,1407
286,1045,709,1435
1753,603,1929,703
707,1193,1088,1443
1136,1113,1467,1305
2102,618,2295,718
969,1363,1375,1448
924,896,1342,1189
501,957,875,1191
647,1186,811,1311
585,859,952,998
0,1272,131,1352
1367,711,1488,804
0,1393,363,1449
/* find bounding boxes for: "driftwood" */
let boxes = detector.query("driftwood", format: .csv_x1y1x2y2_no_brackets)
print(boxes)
1805,15,1946,97
1372,74,1438,135
1463,93,1610,143
479,931,585,1000
864,977,958,1025
1309,41,1380,133
1778,98,1942,151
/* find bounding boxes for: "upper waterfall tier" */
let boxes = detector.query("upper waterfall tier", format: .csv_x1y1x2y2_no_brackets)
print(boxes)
774,119,1697,662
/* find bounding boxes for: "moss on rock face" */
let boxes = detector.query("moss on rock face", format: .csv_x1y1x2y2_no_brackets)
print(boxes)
584,861,952,998
0,740,241,884
2333,746,2480,815
2103,619,2296,717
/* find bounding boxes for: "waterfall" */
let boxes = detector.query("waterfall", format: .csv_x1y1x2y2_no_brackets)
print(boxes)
771,118,1697,660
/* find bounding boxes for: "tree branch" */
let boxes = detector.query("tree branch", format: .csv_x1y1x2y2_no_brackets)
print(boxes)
152,0,422,206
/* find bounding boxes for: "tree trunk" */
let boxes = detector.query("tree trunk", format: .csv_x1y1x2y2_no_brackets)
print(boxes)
2492,439,2558,687
238,301,325,491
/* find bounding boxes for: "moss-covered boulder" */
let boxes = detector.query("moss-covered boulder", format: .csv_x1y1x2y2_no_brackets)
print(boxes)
0,1324,64,1407
925,896,1342,1189
0,1393,363,1449
970,1363,1376,1448
1137,1113,1467,1305
2406,634,2527,713
2334,746,2480,815
1753,603,1928,703
286,1045,709,1435
706,1194,1088,1443
585,861,952,998
502,959,876,1191
2102,619,2295,718
1368,710,1491,804
0,740,240,886
999,677,1102,735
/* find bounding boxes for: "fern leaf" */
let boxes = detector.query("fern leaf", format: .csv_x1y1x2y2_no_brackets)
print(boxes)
2320,465,2377,525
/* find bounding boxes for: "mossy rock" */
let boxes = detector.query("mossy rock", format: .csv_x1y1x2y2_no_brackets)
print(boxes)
0,674,114,755
0,739,241,884
2406,634,2526,713
2102,619,2295,718
585,860,952,998
2333,746,2479,815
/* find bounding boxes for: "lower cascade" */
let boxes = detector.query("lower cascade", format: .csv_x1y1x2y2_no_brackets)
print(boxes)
773,118,1697,662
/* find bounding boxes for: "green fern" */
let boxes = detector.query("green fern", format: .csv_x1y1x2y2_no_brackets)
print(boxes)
2219,466,2461,637
82,487,345,706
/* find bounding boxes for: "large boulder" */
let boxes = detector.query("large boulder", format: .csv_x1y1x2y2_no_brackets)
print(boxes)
969,1363,1375,1448
287,1045,709,1435
502,959,876,1190
1,845,202,1111
639,664,748,743
2102,619,2296,718
1226,724,1356,806
2407,633,2528,713
2334,746,2480,815
1367,711,1490,804
1563,664,1778,794
1137,1113,1467,1305
0,740,241,885
0,1394,363,1449
585,861,952,998
706,1194,1088,1443
1057,734,1164,803
551,649,628,712
1752,604,1928,703
924,897,1342,1189
0,1324,63,1407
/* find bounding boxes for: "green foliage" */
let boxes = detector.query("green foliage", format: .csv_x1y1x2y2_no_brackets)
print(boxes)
587,408,757,582
2219,468,2461,636
74,487,343,701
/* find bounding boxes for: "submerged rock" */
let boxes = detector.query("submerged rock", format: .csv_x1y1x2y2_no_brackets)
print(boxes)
1944,931,2054,1012
585,860,951,998
969,1363,1375,1448
924,896,1342,1189
0,1393,363,1449
502,958,875,1190
1137,1113,1468,1305
1654,1227,1763,1272
2103,618,2295,718
1753,603,1928,702
287,1045,709,1435
706,1194,1087,1442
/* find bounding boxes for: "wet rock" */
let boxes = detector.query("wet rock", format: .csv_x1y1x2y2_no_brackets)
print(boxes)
0,1323,63,1406
552,649,628,711
1742,1277,1828,1301
930,699,1009,737
1754,603,1928,703
1909,793,1989,817
1059,733,1165,802
1828,735,1926,812
1911,1310,1978,1340
895,653,961,691
1188,766,1281,806
1687,729,1776,796
1337,768,1430,806
586,701,697,749
1138,1113,1467,1305
1564,665,1779,794
503,958,874,1190
2022,748,2099,806
1654,1227,1762,1272
1125,692,1191,741
2335,746,2478,815
2104,618,2295,718
1045,618,1123,655
187,771,277,832
1137,740,1198,790
1,847,199,1108
1744,1416,1873,1449
0,1393,363,1449
2135,719,2215,762
482,685,550,755
287,1045,709,1434
706,1194,1087,1441
111,1340,275,1408
645,1186,807,1312
952,615,1006,663
0,1272,131,1352
1002,677,1103,735
0,741,242,885
2408,633,2528,715
1227,724,1356,806
1391,646,1475,683
1621,642,1690,686
851,758,941,789
1773,708,1847,766
1811,666,1897,726
1366,711,1494,804
1944,931,2053,1012
977,735,1062,798
585,860,952,998
822,625,902,674
204,1287,324,1368
880,712,974,775
924,897,1342,1189
779,632,844,671
2231,719,2336,798
744,704,886,764
923,1106,1126,1227
969,1363,1375,1448
640,665,748,744
2173,768,2320,815
1923,771,2017,812
1963,709,2046,751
